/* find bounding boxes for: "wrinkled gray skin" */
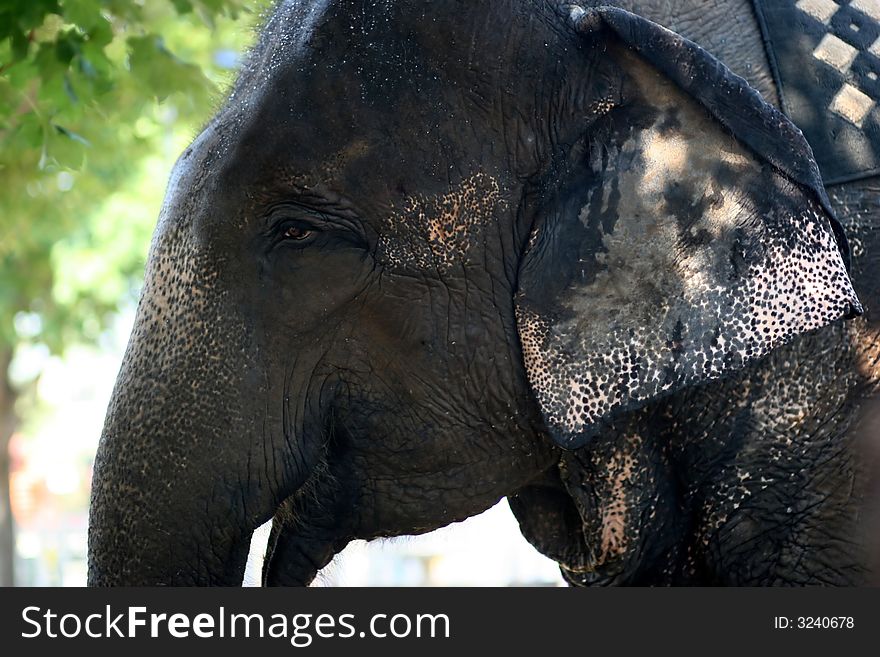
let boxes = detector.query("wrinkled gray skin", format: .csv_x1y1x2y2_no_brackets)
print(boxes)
88,0,880,586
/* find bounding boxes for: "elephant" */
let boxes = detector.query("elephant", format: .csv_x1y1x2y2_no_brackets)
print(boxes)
87,0,879,586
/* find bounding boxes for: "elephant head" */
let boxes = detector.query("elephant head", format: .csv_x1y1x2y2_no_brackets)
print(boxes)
88,1,861,585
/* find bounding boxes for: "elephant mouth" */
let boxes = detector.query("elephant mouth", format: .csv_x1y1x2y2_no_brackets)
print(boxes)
257,458,353,586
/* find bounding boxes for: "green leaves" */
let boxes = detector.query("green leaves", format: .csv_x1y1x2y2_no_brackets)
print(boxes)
127,34,210,103
0,0,270,364
0,0,62,53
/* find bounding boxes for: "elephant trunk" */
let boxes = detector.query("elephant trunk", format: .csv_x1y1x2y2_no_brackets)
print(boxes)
88,355,261,586
87,220,297,585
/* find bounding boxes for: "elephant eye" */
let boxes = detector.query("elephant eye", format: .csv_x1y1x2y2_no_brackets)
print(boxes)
280,223,316,242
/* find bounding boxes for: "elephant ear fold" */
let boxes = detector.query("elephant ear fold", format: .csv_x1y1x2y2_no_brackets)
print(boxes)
515,7,862,450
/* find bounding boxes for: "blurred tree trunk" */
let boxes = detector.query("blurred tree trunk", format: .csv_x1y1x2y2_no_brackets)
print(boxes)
0,349,16,587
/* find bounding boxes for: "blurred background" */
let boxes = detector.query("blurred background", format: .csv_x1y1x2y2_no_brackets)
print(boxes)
0,0,563,587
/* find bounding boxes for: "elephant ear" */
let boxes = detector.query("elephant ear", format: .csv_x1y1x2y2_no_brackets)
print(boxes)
515,7,862,450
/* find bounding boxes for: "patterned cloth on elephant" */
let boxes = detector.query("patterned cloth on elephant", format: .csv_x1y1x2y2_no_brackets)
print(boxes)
752,0,880,183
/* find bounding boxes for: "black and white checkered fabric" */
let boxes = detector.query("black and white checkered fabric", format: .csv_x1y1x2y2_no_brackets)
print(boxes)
753,0,880,183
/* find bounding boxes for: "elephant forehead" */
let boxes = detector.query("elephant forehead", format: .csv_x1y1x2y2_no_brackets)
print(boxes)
376,172,506,270
239,0,334,85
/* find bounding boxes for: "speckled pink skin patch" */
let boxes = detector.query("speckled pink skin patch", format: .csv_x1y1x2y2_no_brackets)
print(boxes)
376,172,505,270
